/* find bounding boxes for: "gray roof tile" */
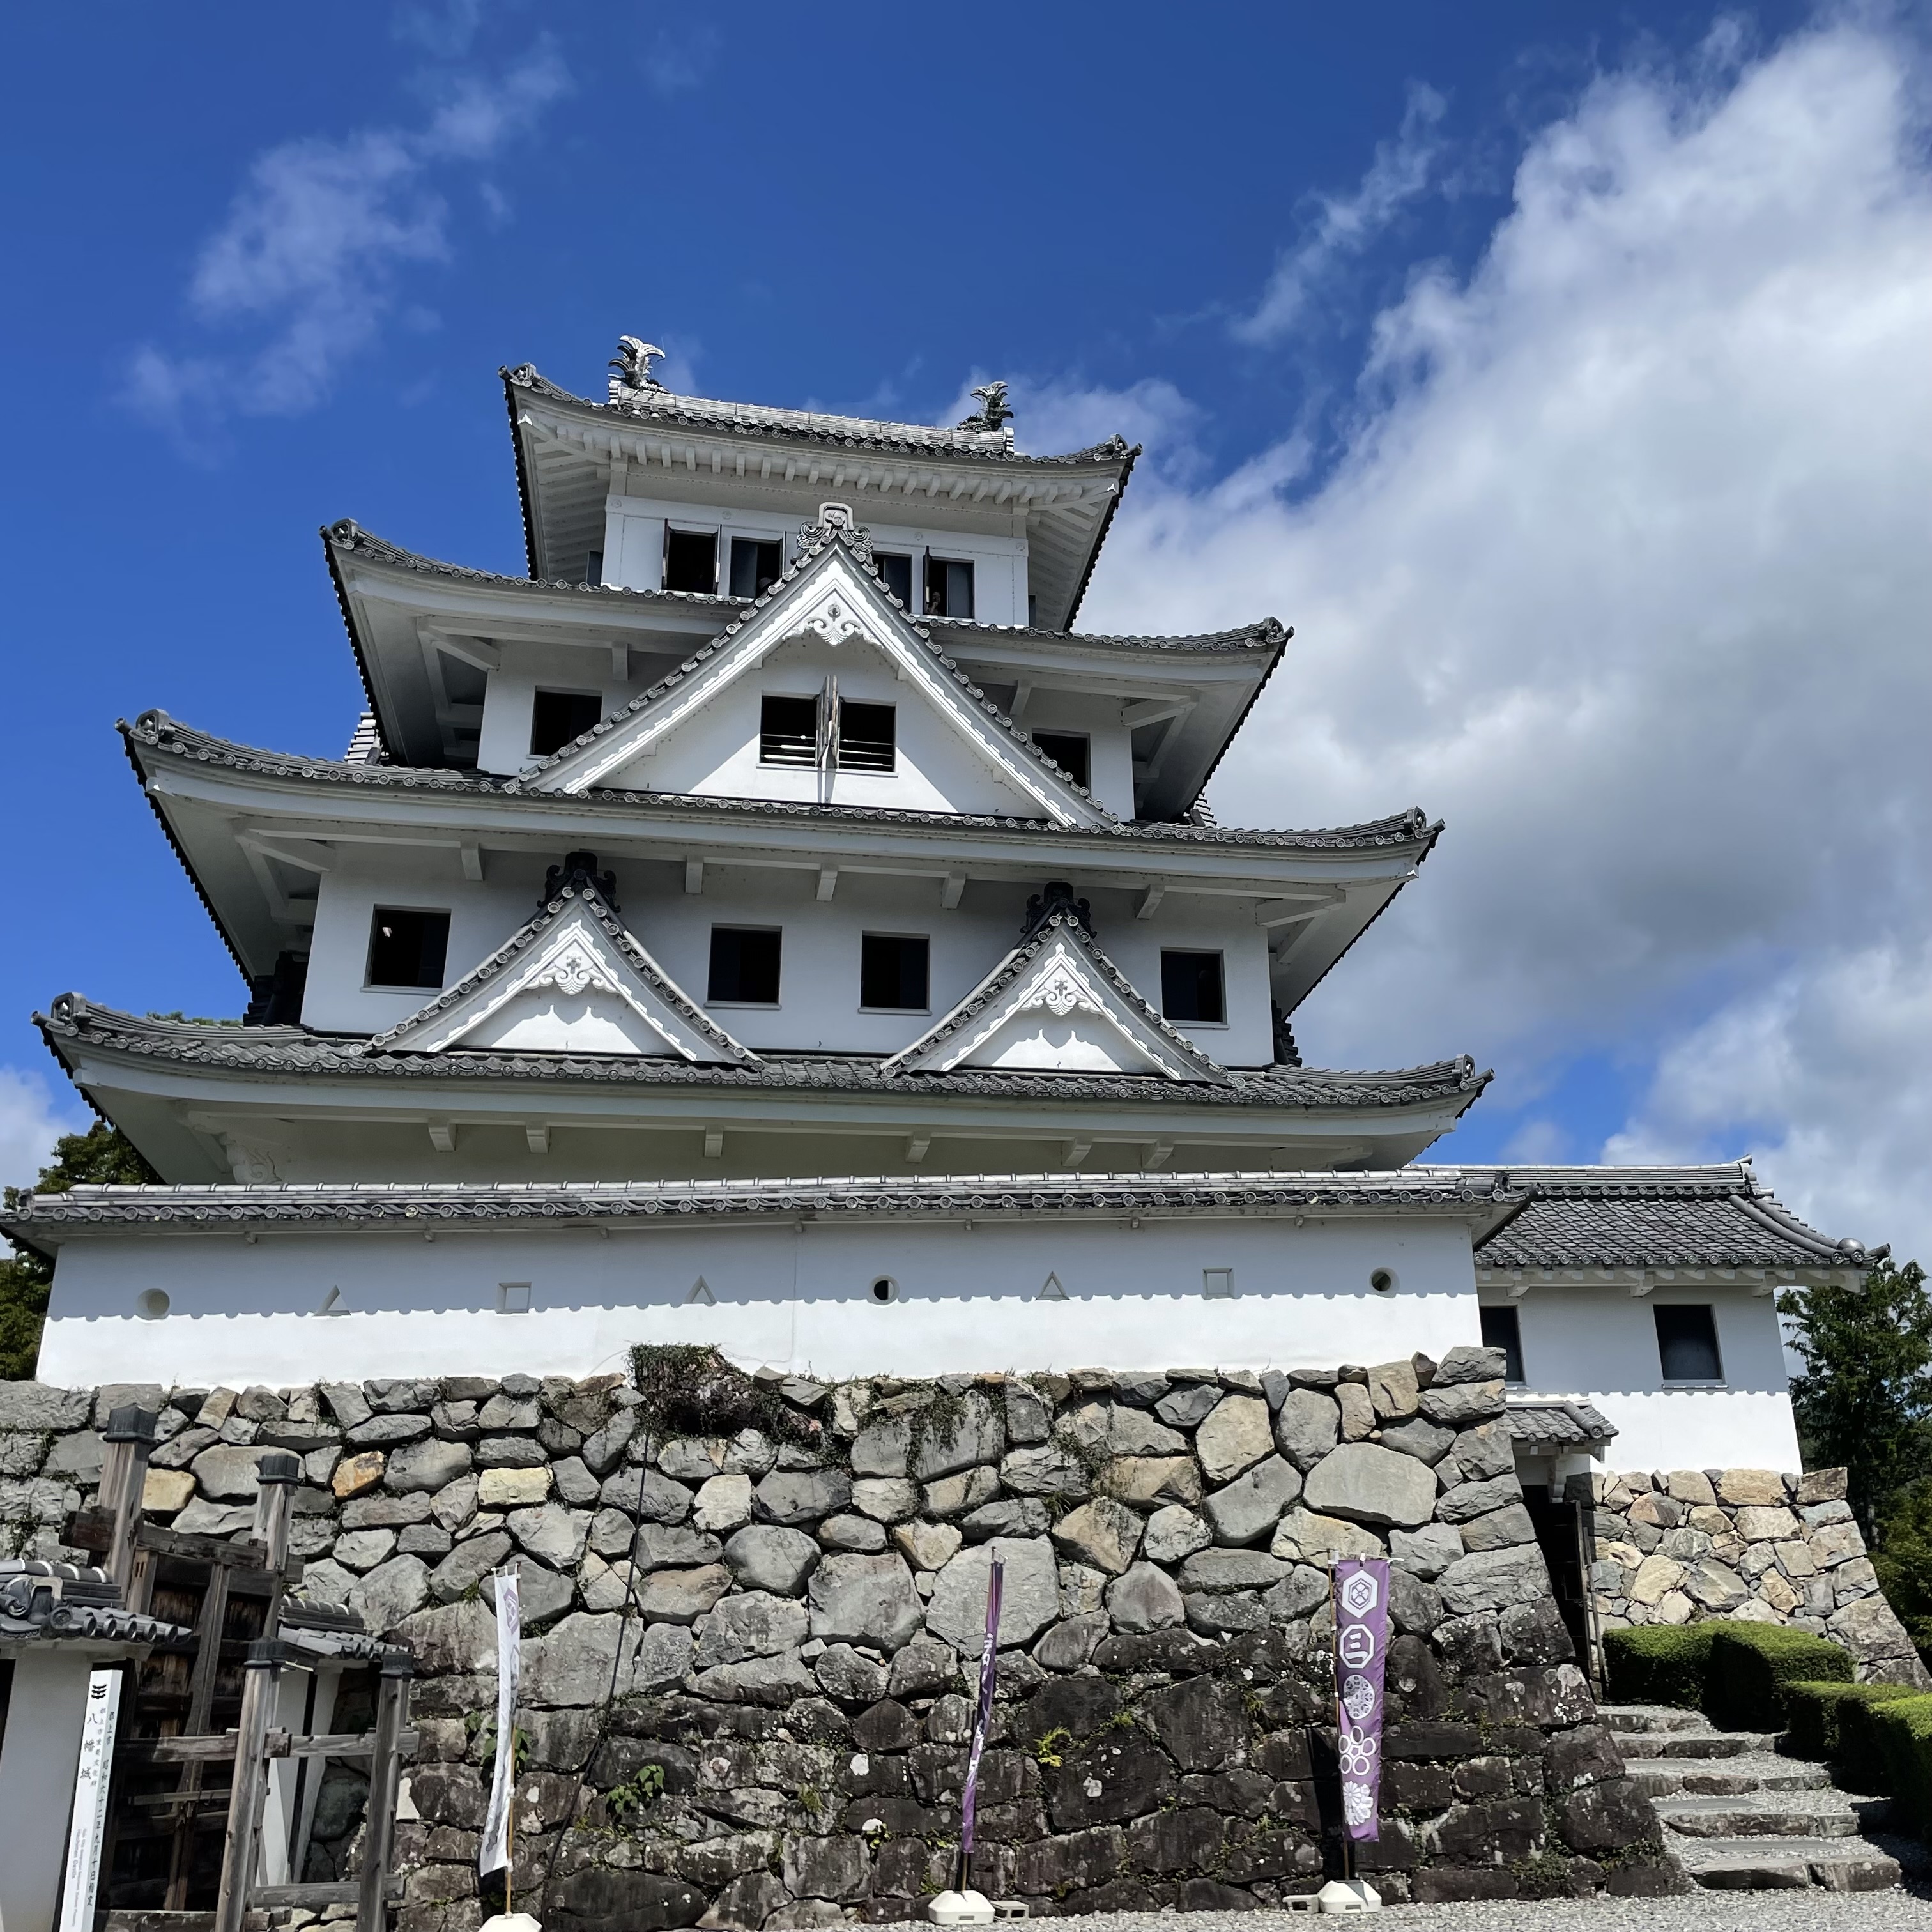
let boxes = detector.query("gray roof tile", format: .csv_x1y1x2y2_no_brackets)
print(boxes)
1503,1400,1619,1446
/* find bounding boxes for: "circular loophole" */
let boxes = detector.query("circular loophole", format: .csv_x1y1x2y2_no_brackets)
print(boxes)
869,1276,898,1305
1368,1268,1397,1295
136,1289,171,1321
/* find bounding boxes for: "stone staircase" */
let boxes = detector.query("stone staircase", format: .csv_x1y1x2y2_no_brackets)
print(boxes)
1602,1703,1904,1892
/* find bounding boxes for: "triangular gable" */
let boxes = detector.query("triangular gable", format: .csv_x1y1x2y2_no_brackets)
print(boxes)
371,868,757,1065
882,886,1230,1084
516,514,1115,829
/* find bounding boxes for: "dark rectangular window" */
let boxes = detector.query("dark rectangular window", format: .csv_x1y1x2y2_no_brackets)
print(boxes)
1031,731,1090,789
367,907,450,989
875,551,914,610
709,926,781,1004
1480,1305,1526,1385
584,550,604,586
760,694,819,766
839,702,896,772
530,689,603,756
861,933,930,1011
1161,949,1225,1024
924,555,974,618
729,537,783,599
1656,1305,1723,1382
664,527,718,594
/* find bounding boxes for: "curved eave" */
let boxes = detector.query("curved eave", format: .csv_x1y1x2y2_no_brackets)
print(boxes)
126,714,1442,863
118,722,254,987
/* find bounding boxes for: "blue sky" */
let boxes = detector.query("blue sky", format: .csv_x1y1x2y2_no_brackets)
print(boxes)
4,4,1929,1256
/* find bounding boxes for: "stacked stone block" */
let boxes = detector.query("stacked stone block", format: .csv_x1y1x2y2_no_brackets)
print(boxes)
0,1353,1676,1926
1584,1467,1928,1686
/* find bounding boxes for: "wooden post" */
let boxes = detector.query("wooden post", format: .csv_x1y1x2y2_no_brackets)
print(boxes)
357,1653,414,1932
212,1644,280,1932
98,1405,158,1599
252,1451,300,1636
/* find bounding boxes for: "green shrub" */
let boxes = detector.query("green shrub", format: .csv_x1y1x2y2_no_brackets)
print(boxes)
1782,1679,1917,1766
1832,1684,1926,1795
1705,1624,1852,1731
1604,1623,1716,1708
1867,1694,1932,1836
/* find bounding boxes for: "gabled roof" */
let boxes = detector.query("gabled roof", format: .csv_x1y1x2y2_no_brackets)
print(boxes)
1470,1163,1867,1275
517,516,1118,828
884,887,1230,1084
371,862,756,1066
502,364,1138,631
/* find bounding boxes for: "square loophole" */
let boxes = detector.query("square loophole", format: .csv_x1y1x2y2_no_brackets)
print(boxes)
497,1282,532,1315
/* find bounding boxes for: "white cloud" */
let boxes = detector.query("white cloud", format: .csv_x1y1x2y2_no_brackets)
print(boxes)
1234,81,1448,344
643,27,720,97
0,1068,87,1198
1066,20,1932,1255
130,49,568,431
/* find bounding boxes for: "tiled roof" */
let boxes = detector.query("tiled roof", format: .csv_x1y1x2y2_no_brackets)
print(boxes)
0,1560,192,1648
1503,1400,1619,1446
121,710,1438,853
326,520,1278,656
505,363,1139,469
40,997,1491,1114
5,1167,1525,1243
1471,1165,1864,1273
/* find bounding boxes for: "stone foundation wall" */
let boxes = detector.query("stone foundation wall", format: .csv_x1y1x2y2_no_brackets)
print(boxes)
1,1353,1680,1925
1583,1466,1928,1686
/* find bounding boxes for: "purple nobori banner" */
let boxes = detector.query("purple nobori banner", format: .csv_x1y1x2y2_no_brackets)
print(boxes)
1331,1556,1390,1842
959,1557,1004,1860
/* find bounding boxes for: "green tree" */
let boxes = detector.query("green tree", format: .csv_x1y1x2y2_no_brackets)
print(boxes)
1780,1257,1932,1541
1,1124,158,1379
1873,1476,1932,1666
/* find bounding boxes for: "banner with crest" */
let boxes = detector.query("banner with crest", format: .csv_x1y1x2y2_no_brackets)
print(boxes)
1331,1556,1391,1841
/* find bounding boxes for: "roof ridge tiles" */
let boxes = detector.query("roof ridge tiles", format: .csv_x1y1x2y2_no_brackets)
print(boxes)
503,363,1142,469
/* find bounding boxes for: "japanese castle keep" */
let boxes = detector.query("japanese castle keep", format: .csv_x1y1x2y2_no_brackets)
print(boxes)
9,343,1925,1719
7,344,1883,1454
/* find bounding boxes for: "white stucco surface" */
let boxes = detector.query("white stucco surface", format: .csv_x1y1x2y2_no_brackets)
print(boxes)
39,1214,1485,1386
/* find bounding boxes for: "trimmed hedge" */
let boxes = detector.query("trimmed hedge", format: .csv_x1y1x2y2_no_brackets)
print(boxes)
1868,1694,1932,1836
1604,1623,1715,1708
1705,1623,1853,1731
1782,1679,1917,1770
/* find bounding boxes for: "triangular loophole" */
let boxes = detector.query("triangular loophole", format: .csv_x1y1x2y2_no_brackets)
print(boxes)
1037,1272,1068,1301
686,1276,716,1306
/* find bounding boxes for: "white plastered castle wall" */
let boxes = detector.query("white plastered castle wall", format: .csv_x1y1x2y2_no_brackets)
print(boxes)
38,1213,1481,1387
1491,1280,1802,1473
299,852,1278,1066
601,494,1030,627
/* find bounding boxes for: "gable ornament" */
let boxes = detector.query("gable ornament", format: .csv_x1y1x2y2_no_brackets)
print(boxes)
608,336,665,404
958,381,1015,432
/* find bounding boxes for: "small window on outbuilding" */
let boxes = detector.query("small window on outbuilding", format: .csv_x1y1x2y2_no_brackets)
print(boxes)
839,702,896,772
1161,949,1225,1025
709,926,782,1005
1656,1304,1724,1383
729,537,783,599
530,689,603,756
760,694,820,766
861,933,930,1011
1480,1304,1527,1385
367,908,450,990
875,551,914,609
925,555,974,619
1032,731,1090,790
664,528,719,594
